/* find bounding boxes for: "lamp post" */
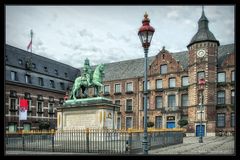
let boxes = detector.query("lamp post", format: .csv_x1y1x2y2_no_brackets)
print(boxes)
138,12,155,154
198,78,205,143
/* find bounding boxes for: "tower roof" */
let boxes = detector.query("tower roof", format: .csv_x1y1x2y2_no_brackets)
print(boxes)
187,7,220,47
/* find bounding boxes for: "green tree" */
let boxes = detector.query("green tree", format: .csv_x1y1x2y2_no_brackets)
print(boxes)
147,122,154,128
39,121,50,130
178,119,188,128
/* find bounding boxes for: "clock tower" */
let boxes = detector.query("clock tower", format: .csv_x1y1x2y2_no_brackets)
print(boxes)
187,7,220,136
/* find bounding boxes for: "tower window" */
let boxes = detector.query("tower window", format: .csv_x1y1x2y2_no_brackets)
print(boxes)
197,71,205,81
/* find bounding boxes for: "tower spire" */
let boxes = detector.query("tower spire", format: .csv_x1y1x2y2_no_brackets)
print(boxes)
187,6,219,47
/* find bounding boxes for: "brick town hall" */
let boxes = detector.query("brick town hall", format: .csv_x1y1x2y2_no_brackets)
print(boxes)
5,8,235,136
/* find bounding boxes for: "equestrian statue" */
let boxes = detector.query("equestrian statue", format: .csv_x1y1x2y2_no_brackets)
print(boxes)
69,58,105,100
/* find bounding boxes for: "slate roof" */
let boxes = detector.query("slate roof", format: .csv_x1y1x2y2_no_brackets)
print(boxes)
5,44,80,80
217,43,235,66
91,43,234,81
5,44,80,91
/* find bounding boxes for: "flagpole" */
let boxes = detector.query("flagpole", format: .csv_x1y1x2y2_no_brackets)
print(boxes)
19,99,21,133
30,29,33,53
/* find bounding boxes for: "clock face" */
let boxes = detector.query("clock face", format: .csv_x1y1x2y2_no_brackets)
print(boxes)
197,49,206,57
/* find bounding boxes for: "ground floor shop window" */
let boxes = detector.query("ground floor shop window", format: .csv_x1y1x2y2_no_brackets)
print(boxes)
8,123,17,133
23,123,31,131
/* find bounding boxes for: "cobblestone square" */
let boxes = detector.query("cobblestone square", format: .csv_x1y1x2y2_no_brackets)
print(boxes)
149,136,235,155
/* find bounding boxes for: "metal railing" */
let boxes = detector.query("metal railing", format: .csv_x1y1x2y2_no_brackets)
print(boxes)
5,128,184,154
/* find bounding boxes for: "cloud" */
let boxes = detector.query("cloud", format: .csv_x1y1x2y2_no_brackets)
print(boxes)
6,6,234,69
78,29,93,38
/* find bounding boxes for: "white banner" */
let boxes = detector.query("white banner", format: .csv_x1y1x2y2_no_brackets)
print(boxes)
19,109,27,120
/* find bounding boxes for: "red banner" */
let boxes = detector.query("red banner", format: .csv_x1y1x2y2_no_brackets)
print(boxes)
20,99,28,110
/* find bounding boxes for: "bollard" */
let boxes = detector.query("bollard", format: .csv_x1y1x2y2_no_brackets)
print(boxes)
148,133,151,150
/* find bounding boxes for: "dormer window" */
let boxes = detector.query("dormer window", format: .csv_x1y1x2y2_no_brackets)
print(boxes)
44,67,48,72
18,59,23,65
24,92,31,99
65,72,68,78
32,63,36,69
37,95,43,101
10,90,17,98
60,82,65,90
55,69,58,75
49,96,54,102
25,74,31,84
50,80,55,88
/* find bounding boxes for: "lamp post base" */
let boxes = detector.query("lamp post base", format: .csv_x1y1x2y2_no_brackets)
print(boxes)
142,141,148,154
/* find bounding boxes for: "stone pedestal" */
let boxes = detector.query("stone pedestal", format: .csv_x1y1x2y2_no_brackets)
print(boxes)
56,97,120,130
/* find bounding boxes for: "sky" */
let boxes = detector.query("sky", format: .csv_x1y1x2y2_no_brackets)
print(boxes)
6,5,234,68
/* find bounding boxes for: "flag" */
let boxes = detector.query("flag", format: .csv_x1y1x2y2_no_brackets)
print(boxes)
27,29,33,51
19,109,27,120
19,99,28,120
27,40,32,50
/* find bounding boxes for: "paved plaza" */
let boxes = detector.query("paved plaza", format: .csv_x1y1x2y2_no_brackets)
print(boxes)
5,136,235,155
149,136,235,155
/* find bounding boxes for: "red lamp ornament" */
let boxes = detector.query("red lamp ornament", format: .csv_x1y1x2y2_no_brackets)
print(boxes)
138,12,155,49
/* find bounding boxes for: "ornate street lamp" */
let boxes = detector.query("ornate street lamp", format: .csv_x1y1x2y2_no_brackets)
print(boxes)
198,78,206,143
138,12,155,154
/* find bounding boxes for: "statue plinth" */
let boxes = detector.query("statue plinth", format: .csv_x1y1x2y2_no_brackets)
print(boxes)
57,97,120,130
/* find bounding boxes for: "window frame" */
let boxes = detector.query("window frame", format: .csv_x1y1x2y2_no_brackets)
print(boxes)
10,71,18,81
38,77,44,86
156,79,163,89
217,91,225,105
169,78,176,88
60,82,65,90
126,82,133,92
181,76,189,87
114,83,121,93
217,72,226,83
104,85,110,94
181,94,188,107
217,113,225,128
37,101,43,113
231,70,235,82
168,95,176,108
197,71,205,81
155,96,163,109
126,99,133,111
125,116,133,129
25,74,31,84
231,90,235,105
160,64,167,74
155,116,162,128
231,112,235,127
50,80,55,88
